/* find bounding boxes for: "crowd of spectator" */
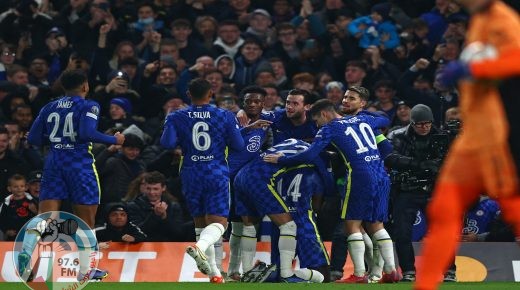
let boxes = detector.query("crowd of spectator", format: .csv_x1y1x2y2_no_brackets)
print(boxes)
0,0,518,246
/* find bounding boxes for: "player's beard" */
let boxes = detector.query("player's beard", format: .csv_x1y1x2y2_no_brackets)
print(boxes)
342,107,358,115
288,111,303,120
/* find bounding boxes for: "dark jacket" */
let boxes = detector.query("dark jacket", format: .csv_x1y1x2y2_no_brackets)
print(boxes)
385,125,445,194
126,195,185,241
96,150,144,204
95,221,148,242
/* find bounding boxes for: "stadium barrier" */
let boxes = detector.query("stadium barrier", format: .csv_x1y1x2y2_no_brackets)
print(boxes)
0,242,519,282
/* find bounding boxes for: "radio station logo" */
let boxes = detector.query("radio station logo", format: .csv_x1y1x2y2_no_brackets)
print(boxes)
13,211,101,290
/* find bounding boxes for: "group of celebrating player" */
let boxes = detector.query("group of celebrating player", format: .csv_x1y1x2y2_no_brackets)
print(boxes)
161,77,400,284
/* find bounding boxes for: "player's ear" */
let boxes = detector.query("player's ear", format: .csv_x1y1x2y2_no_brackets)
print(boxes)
304,103,311,111
186,90,191,99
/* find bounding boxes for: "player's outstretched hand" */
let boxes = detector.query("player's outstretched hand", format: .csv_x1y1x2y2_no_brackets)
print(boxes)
114,132,125,145
263,153,283,164
245,119,272,130
438,61,470,88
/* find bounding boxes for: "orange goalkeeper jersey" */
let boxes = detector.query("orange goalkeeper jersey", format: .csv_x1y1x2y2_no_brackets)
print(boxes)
459,1,520,150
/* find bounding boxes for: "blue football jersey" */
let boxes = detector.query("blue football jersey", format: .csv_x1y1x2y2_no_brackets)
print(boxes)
262,110,318,145
228,125,268,177
28,96,116,156
463,199,500,234
279,114,390,175
277,167,324,213
161,104,244,170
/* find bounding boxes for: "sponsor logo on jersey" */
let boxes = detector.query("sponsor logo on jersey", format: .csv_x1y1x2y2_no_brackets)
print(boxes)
191,155,215,162
364,154,380,162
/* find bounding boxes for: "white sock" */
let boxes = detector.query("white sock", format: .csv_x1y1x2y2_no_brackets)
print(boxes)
370,237,384,277
206,245,221,277
78,247,94,274
362,232,373,272
228,222,243,274
373,229,396,273
196,223,225,252
279,221,297,278
240,225,257,272
76,228,98,275
21,217,44,254
295,268,324,283
347,232,366,276
214,237,223,273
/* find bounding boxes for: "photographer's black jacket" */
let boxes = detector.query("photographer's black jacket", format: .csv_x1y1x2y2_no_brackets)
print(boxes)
385,125,444,171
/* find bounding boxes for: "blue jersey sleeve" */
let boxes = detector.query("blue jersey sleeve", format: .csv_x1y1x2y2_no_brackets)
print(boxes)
374,130,392,159
160,113,178,149
79,102,117,144
278,125,333,166
261,109,284,122
311,156,336,197
359,111,391,129
225,111,245,152
27,107,46,147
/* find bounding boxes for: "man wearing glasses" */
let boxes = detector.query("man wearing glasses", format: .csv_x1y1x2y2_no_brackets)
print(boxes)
385,104,456,282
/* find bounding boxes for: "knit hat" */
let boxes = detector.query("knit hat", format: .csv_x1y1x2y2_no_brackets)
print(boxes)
122,133,144,149
110,97,132,114
410,104,434,123
371,3,392,21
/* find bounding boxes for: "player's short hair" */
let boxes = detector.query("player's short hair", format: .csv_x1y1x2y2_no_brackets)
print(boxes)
8,173,26,185
240,86,267,98
287,89,314,105
144,171,166,186
347,86,370,101
188,78,212,100
59,70,88,91
310,99,336,117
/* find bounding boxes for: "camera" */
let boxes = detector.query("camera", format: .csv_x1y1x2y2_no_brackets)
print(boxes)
432,119,462,158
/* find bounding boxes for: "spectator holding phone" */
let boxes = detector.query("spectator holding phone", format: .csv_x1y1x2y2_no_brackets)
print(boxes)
92,70,141,117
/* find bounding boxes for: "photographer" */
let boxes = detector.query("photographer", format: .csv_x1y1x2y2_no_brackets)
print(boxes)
385,104,456,282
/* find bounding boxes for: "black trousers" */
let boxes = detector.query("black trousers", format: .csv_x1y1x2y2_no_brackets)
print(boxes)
392,191,456,273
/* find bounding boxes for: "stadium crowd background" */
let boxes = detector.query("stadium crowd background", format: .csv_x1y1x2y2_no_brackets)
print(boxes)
0,0,519,246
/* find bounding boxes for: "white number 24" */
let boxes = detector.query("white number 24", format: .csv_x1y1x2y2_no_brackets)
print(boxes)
47,112,76,142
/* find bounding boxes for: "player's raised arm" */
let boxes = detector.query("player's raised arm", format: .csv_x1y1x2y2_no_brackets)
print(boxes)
225,112,245,152
160,114,178,149
79,103,120,144
275,127,331,166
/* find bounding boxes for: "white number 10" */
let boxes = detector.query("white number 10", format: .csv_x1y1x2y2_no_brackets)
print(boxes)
345,123,377,154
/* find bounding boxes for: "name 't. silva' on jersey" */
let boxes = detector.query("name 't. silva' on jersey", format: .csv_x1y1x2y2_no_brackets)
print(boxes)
188,111,211,118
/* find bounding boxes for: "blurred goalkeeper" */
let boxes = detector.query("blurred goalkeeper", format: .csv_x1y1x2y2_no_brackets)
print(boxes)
415,1,520,290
